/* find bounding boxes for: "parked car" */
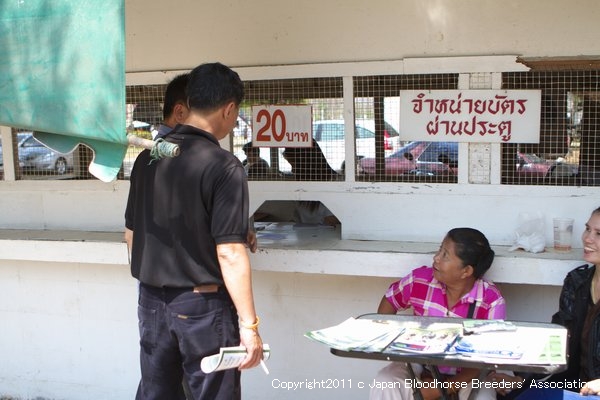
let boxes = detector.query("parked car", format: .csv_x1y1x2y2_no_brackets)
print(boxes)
312,120,401,172
17,132,74,175
516,153,578,178
359,141,458,177
515,153,554,177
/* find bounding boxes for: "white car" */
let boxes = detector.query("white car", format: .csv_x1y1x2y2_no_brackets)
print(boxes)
312,120,400,172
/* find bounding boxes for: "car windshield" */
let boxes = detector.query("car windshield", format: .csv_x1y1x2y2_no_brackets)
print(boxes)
388,141,422,158
384,122,399,137
525,153,546,163
355,126,375,139
419,142,458,162
17,133,31,144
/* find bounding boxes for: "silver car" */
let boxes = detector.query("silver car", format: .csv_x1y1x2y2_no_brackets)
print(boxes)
18,132,74,175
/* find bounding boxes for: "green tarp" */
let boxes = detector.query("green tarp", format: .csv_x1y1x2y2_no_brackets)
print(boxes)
0,0,126,182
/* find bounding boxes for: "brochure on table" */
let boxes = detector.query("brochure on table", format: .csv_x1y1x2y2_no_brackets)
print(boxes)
305,317,567,365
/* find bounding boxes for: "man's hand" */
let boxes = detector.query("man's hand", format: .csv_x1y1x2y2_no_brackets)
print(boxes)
217,242,262,369
239,326,264,370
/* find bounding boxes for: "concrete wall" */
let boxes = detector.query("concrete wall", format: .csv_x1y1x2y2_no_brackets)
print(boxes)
125,0,600,72
0,178,597,249
0,258,564,400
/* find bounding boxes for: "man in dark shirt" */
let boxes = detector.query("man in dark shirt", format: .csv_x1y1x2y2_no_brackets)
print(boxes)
153,73,190,140
241,141,270,179
125,62,263,400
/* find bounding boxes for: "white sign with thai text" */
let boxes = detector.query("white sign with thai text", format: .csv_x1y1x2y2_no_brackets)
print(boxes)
399,90,541,143
252,105,312,147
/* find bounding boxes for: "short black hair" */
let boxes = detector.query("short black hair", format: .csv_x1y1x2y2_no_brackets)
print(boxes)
446,227,494,279
162,73,189,120
187,62,244,112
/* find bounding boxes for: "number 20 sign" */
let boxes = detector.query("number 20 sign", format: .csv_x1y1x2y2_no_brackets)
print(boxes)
252,105,312,148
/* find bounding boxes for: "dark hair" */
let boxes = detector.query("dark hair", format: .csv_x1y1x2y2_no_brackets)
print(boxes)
186,62,244,112
593,207,600,215
162,73,189,120
242,141,258,154
283,140,339,181
446,227,494,279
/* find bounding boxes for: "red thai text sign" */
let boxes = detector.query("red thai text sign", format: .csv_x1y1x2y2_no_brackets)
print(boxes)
399,90,541,143
252,105,312,147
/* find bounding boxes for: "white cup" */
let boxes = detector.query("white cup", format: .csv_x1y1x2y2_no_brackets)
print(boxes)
553,218,574,252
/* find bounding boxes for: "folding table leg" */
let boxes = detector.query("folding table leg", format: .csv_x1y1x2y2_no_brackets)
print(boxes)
406,363,425,400
427,365,449,400
466,369,490,400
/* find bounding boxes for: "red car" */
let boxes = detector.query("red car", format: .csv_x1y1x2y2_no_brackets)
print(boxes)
516,153,579,178
515,153,555,177
359,141,458,176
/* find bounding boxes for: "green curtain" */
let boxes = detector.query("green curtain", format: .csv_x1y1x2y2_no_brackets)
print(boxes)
0,0,126,182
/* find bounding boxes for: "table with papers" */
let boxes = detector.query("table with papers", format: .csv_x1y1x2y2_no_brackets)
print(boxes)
306,313,568,400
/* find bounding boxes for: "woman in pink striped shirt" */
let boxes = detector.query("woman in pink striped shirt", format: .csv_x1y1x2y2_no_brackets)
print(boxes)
370,227,506,400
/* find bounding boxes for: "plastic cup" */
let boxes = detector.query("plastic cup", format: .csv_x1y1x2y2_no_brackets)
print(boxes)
553,218,574,252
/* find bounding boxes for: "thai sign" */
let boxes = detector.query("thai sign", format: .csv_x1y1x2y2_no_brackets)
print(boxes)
252,105,313,147
399,90,541,143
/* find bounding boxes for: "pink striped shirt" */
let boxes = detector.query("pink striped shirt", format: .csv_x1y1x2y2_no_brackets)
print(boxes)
385,266,505,375
385,266,506,319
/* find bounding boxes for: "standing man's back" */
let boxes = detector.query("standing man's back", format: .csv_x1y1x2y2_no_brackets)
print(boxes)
125,62,263,400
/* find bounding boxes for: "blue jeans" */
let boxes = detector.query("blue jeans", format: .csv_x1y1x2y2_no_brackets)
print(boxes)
136,283,241,400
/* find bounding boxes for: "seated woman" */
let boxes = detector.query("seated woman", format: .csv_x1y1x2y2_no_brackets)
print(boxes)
369,227,505,400
552,207,600,387
492,206,600,399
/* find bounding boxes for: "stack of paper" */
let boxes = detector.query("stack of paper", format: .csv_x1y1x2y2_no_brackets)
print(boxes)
305,317,404,352
387,324,462,354
453,332,524,359
462,320,517,335
452,326,568,364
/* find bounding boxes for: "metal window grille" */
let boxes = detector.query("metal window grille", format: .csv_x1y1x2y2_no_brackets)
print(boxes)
0,82,165,181
1,128,93,180
5,68,599,186
123,84,166,179
239,77,345,181
501,70,600,186
354,74,459,183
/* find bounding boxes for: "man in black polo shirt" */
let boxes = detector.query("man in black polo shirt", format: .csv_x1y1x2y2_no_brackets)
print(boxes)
125,62,263,400
153,72,189,140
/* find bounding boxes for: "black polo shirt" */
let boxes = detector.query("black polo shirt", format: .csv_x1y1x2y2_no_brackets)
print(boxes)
125,124,249,288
